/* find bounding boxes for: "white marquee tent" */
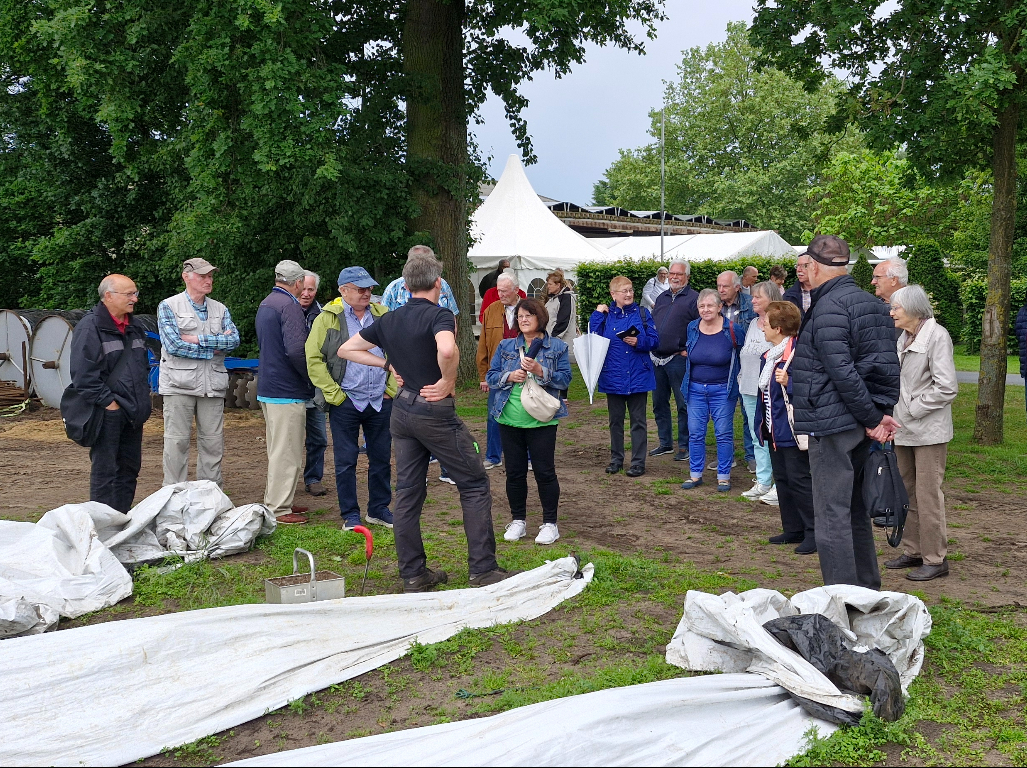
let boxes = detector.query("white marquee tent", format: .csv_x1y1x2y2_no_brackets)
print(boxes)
598,231,796,262
468,155,616,298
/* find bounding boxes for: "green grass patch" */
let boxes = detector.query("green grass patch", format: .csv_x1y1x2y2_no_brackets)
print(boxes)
946,384,1027,481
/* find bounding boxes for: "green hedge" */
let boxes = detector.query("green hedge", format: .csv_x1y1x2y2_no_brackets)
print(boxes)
906,241,964,342
960,278,1027,353
851,252,873,292
575,255,796,330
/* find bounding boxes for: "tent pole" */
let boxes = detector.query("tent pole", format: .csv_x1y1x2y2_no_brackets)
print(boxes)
660,107,666,260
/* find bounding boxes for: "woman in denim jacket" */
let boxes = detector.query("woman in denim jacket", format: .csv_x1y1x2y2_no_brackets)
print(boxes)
486,298,572,546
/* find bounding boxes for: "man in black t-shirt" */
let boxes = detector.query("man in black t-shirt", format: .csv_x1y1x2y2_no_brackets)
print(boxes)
339,255,516,592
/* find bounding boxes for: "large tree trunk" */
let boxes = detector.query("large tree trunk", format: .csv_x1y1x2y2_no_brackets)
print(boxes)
403,0,477,384
973,99,1019,444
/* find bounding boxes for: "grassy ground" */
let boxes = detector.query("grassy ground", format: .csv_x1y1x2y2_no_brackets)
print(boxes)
35,377,1027,766
952,348,1020,375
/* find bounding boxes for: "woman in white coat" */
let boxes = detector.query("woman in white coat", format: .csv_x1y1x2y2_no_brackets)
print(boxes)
883,285,958,582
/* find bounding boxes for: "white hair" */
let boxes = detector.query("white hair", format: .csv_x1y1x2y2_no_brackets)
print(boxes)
98,275,118,299
668,258,691,277
883,257,908,285
496,272,517,287
719,270,742,286
304,270,321,290
274,260,305,284
890,285,933,320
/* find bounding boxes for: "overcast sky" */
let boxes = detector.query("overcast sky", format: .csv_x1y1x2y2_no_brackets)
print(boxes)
472,0,756,206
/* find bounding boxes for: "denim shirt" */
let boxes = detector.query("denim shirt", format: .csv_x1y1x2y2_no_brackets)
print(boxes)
681,317,747,402
485,333,572,420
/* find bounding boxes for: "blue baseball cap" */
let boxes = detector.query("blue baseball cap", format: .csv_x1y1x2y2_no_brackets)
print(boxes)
337,266,378,288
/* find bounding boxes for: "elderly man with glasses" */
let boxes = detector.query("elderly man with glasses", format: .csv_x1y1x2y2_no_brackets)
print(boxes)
69,274,153,511
306,267,398,530
157,258,240,487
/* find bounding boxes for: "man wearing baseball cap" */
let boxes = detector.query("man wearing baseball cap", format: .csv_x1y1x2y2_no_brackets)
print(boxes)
789,234,901,590
306,266,398,530
157,258,240,487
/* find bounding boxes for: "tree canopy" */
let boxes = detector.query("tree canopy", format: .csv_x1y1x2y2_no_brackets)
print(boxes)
593,22,860,244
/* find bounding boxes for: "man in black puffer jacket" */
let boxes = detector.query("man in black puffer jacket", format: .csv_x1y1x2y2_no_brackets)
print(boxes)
791,235,901,590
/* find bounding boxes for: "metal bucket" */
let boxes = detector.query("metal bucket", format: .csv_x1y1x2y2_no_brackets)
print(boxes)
264,548,345,604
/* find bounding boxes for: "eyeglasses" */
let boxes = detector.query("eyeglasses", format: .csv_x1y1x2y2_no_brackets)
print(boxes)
614,288,635,295
344,285,373,294
111,291,140,298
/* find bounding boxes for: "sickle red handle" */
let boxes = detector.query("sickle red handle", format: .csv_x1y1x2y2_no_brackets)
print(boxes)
352,525,373,559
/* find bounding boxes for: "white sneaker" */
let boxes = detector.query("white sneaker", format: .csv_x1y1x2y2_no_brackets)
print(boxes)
535,523,560,545
760,486,779,506
439,474,456,485
504,520,527,541
742,482,772,499
527,460,533,471
483,460,501,470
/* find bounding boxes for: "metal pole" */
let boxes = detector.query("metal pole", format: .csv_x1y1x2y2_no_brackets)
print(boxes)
660,107,666,260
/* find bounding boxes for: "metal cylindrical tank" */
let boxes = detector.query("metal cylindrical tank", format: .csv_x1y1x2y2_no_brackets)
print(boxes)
29,315,77,407
0,310,32,393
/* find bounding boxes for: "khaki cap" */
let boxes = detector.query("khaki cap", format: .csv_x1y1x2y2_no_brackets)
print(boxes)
183,258,218,275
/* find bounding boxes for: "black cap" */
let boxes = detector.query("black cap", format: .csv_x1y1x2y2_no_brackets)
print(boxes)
802,234,850,266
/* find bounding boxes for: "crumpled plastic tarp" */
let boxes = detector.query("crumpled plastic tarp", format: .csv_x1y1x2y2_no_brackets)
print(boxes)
0,557,593,767
665,586,932,717
0,482,276,638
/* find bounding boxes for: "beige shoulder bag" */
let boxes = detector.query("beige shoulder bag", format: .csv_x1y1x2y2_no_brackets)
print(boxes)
518,349,561,422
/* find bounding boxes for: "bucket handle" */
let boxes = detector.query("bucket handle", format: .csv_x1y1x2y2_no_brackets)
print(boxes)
292,548,317,599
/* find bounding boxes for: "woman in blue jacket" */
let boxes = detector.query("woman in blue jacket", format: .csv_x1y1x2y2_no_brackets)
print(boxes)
486,298,572,546
679,289,746,492
756,301,815,554
589,275,660,477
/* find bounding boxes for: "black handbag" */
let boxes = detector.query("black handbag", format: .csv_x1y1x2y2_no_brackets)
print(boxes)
862,442,909,547
61,338,134,447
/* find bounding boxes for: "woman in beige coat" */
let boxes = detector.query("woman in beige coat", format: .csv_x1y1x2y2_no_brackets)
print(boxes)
884,285,958,581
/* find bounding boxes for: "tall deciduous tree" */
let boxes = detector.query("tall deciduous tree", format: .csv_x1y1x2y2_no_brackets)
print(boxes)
751,0,1027,444
593,22,860,244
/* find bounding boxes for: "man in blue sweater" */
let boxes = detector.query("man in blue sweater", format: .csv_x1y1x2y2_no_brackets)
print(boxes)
256,260,315,525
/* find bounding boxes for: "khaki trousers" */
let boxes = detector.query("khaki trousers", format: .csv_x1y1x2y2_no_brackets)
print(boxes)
895,443,948,565
163,395,225,486
261,401,306,517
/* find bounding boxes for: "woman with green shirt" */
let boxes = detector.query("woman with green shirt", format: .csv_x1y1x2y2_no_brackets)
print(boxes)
486,298,573,545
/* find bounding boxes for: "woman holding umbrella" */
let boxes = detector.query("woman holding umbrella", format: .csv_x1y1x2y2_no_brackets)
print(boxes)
589,276,659,477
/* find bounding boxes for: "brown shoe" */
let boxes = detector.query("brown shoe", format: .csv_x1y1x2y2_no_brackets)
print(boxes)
306,482,326,497
884,553,923,570
276,512,308,525
291,505,309,514
907,560,949,581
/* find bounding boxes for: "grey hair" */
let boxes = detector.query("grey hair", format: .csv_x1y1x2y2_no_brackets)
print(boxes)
656,267,669,275
403,255,443,292
890,285,933,320
743,265,759,277
496,272,517,287
697,287,723,306
274,259,306,285
719,270,742,286
303,271,321,290
668,258,691,277
407,244,436,260
98,275,118,299
752,280,782,302
883,257,909,285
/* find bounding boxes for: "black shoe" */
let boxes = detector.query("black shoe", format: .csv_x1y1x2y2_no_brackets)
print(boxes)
469,567,521,587
605,462,622,474
872,516,889,528
794,538,817,555
403,568,449,593
885,553,923,570
673,451,689,462
626,465,645,477
769,532,804,545
648,445,674,457
907,560,949,581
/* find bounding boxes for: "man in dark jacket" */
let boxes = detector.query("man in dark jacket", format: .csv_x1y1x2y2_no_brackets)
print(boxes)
70,274,153,512
1017,303,1027,422
256,260,315,525
791,235,901,590
298,270,329,498
783,253,813,317
649,258,699,460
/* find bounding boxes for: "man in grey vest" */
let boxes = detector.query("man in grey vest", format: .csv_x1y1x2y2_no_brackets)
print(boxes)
157,258,240,486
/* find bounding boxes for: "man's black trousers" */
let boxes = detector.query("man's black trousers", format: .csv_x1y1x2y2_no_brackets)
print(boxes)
89,408,143,513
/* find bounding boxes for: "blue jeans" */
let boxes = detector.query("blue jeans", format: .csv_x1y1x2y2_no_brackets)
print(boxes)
737,394,754,463
485,388,503,464
328,398,393,520
304,405,328,486
687,382,734,481
653,355,688,450
741,394,773,487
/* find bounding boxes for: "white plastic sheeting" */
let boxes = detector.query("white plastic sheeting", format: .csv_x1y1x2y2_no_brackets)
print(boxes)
665,586,932,714
0,596,59,638
227,674,838,768
0,556,592,767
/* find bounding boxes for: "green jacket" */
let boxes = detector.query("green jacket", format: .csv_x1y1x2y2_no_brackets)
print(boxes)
305,298,397,408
